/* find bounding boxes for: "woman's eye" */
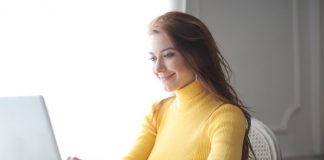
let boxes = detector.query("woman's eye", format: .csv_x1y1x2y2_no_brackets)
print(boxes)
149,56,157,62
164,52,175,58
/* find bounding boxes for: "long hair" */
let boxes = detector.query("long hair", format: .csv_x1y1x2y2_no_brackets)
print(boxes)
149,11,255,160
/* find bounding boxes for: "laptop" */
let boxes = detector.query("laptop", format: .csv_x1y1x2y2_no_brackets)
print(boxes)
0,95,61,160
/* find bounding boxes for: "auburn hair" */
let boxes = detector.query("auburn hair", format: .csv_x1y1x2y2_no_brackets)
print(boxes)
149,11,255,160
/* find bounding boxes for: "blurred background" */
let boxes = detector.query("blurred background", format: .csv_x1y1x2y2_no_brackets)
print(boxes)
185,0,323,159
0,0,322,159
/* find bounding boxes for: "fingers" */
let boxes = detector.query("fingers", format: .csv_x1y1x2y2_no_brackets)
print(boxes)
67,157,81,160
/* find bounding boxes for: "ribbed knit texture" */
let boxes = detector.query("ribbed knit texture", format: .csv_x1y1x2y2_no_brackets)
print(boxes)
123,81,246,160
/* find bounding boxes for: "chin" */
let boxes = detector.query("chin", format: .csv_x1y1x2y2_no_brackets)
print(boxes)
163,87,173,92
163,85,177,92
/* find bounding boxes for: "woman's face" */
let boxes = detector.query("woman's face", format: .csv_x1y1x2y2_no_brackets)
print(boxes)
149,32,195,92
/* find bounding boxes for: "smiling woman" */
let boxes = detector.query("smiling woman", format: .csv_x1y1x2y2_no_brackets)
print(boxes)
0,0,179,159
149,32,195,92
121,11,255,160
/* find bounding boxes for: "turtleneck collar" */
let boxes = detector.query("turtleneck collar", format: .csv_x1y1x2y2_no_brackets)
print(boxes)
174,80,206,108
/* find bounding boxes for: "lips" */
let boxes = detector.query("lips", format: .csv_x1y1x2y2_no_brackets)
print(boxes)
159,73,175,81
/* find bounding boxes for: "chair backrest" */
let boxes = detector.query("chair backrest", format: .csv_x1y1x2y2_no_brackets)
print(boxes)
248,118,282,160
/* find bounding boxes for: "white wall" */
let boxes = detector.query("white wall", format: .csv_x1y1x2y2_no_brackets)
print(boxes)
0,0,172,159
321,0,324,155
186,0,323,159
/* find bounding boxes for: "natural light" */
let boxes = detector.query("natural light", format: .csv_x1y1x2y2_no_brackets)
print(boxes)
0,0,184,159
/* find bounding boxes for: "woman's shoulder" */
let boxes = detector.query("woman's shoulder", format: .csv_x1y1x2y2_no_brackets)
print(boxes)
210,103,247,122
149,96,176,127
207,103,247,134
217,103,244,112
151,95,176,111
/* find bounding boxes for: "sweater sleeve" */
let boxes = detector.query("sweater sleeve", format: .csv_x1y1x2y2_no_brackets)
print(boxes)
122,105,157,160
207,104,247,160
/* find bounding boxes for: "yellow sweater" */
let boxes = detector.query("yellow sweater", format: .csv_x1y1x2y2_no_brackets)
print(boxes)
123,81,246,160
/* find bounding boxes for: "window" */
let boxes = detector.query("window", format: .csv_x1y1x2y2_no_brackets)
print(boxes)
0,0,184,159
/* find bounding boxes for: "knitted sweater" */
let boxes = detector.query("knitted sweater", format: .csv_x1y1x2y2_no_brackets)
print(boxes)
123,81,246,160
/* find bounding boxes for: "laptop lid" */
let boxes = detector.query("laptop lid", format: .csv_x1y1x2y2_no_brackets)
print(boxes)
0,95,61,160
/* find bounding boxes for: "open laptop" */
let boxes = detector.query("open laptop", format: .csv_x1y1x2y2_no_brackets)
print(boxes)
0,95,61,160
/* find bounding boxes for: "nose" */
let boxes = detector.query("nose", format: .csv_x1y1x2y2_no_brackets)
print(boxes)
153,58,166,73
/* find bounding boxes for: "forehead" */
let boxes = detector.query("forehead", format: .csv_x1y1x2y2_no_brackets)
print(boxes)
149,32,175,53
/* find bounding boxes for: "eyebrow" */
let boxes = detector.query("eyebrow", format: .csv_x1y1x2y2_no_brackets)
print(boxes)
149,47,176,55
160,47,176,53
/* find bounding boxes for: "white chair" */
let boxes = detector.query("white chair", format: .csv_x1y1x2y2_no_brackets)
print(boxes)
249,118,282,160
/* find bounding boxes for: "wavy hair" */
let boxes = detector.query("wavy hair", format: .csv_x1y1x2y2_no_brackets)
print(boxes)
149,11,255,160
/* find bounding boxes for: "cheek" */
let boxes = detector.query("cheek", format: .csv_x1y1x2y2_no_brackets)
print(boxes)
174,62,194,78
180,60,195,77
175,58,189,71
166,58,184,71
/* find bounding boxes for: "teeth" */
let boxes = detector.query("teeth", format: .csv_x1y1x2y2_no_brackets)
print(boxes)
160,74,173,80
160,74,173,78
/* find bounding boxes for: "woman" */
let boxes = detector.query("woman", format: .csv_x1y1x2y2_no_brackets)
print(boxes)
68,11,254,160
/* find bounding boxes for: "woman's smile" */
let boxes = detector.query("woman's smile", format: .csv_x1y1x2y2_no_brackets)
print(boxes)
159,73,175,82
150,32,195,91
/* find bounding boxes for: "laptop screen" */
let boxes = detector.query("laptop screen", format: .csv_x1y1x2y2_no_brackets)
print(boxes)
0,95,61,160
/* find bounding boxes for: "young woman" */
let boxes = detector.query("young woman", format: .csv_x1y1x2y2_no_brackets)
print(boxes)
122,11,254,160
68,11,254,160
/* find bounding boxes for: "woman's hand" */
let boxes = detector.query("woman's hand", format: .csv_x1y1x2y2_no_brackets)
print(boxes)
66,157,81,160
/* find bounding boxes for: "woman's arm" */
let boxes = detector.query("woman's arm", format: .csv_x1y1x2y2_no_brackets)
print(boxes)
122,111,157,160
207,104,247,160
